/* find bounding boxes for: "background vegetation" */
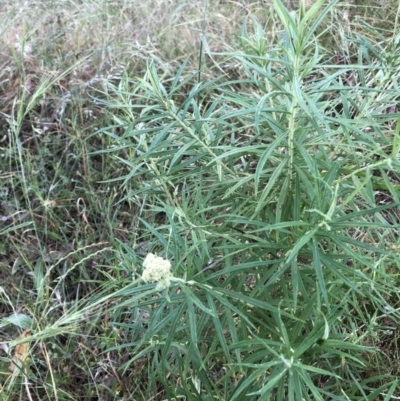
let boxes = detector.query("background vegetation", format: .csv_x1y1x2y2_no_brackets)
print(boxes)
1,0,399,400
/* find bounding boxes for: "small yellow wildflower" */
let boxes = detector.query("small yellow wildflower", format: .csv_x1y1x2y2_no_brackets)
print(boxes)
142,253,172,290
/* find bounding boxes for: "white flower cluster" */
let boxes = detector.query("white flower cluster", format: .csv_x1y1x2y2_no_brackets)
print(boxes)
14,41,32,58
141,253,172,290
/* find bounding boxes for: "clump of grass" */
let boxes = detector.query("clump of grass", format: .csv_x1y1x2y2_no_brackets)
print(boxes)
1,0,400,400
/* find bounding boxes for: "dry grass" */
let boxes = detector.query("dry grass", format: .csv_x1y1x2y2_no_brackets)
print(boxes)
1,0,397,109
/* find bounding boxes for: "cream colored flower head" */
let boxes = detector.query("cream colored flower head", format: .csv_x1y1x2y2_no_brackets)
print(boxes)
142,253,172,290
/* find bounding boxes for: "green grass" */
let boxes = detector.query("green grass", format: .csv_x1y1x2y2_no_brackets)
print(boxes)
1,0,400,400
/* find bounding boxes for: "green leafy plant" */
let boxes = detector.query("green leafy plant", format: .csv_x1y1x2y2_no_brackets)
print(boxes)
87,0,400,399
